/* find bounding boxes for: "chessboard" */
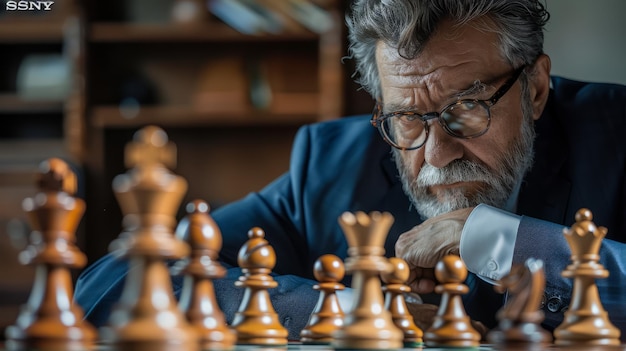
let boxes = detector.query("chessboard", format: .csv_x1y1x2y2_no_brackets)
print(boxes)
1,342,624,351
0,343,493,351
3,126,625,351
95,343,496,351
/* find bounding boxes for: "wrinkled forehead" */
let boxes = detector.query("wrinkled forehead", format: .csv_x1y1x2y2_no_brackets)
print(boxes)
376,19,505,75
375,19,509,99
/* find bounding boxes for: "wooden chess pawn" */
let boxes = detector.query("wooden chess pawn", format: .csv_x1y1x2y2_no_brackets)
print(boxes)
230,227,288,346
331,211,404,350
424,255,480,348
300,254,345,344
487,258,552,350
381,257,424,348
174,200,236,350
554,208,621,346
5,158,96,351
101,126,199,351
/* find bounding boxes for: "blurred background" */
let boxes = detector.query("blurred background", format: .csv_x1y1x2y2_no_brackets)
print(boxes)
0,0,624,336
544,0,626,85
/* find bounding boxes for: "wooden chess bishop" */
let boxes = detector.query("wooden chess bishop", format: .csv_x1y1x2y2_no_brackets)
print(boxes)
230,227,288,346
5,158,96,351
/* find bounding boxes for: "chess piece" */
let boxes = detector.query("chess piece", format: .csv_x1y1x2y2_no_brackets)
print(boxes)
300,254,345,344
230,227,288,346
487,258,552,350
331,211,404,350
5,158,96,351
424,255,480,348
101,126,199,351
381,257,424,348
174,200,236,350
553,208,621,346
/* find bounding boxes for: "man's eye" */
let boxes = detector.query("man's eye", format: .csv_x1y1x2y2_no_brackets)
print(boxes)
397,113,419,122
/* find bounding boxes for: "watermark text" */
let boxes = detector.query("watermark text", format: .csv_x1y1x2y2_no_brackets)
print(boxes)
6,1,55,11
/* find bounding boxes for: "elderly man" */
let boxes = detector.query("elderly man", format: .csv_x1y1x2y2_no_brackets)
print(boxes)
75,0,626,340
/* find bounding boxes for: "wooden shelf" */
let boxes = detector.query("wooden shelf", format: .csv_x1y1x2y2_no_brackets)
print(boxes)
91,105,319,128
0,21,66,43
89,22,319,43
0,94,64,114
0,139,68,163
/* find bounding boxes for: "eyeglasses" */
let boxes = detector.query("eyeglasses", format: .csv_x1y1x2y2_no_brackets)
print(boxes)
370,66,525,150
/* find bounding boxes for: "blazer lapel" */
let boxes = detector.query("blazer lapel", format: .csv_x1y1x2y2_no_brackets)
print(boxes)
517,89,571,224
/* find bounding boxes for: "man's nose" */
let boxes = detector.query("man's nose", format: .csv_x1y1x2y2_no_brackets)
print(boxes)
423,122,464,168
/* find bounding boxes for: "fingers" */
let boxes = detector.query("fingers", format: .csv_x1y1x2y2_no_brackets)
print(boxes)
394,227,416,258
415,278,436,294
395,228,461,268
395,208,472,269
409,267,434,281
407,267,436,294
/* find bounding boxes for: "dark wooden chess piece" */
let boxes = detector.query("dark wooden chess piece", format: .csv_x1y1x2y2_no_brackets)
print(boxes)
174,200,236,350
300,254,345,344
100,126,199,351
487,258,552,350
554,208,621,346
5,158,96,351
230,227,288,346
331,211,404,350
382,257,424,348
424,254,480,348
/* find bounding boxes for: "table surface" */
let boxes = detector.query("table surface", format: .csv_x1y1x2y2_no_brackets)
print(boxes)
3,341,626,351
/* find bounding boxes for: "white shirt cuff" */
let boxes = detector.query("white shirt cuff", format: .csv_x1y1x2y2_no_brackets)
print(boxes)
459,204,521,284
336,287,354,312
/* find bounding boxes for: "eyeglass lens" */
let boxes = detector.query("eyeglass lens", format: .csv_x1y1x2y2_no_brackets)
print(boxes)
441,101,489,136
382,100,490,149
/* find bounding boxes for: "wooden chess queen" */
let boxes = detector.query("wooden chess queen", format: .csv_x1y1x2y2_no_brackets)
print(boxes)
331,211,403,350
553,209,621,346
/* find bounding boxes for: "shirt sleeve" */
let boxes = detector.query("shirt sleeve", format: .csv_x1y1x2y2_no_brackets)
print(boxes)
459,203,521,284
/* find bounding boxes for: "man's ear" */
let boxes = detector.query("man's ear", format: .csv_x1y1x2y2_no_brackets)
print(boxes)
528,54,551,121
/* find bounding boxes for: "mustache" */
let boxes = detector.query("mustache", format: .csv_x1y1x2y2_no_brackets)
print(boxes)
416,159,496,187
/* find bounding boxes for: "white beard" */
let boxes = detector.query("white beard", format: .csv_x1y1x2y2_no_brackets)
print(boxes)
395,97,536,220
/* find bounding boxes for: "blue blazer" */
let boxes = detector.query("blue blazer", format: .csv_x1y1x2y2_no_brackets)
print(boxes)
75,77,626,340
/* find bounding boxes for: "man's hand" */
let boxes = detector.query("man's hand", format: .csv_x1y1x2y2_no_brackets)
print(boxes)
395,207,474,294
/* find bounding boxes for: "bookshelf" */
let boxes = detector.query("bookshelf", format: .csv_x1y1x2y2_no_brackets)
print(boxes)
78,0,350,262
0,0,79,334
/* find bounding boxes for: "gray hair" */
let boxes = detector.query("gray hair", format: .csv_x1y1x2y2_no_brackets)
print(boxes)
346,0,550,99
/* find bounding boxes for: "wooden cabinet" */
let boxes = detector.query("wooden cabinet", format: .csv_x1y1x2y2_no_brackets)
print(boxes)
78,0,351,262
